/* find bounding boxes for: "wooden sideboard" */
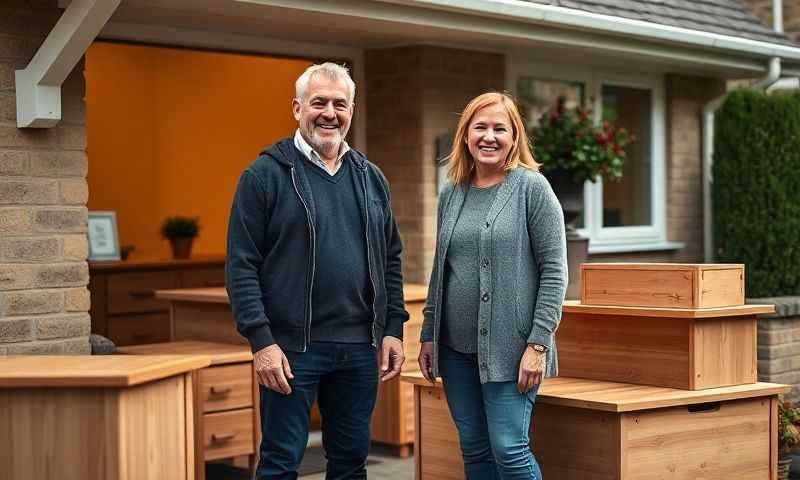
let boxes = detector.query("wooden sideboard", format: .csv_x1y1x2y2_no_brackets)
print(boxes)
403,373,787,480
155,284,427,457
89,256,225,346
118,341,259,480
0,355,210,480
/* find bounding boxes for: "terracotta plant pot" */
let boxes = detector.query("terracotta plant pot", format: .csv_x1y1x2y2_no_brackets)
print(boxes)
778,455,792,480
169,237,194,259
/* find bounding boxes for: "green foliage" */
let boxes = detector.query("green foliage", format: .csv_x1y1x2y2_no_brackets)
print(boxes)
160,216,199,239
529,97,635,184
713,89,800,297
780,399,800,453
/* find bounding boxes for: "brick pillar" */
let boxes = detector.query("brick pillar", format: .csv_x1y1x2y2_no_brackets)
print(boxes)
0,1,90,354
664,74,725,263
754,297,800,402
365,46,504,284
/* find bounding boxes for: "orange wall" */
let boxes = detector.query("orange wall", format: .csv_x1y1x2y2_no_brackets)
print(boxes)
86,42,310,259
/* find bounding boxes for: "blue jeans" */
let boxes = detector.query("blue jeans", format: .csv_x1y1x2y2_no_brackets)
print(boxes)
439,344,542,480
256,342,378,480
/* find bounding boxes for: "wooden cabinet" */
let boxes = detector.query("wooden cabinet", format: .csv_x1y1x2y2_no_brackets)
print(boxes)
0,355,210,480
118,341,259,480
404,374,786,480
89,257,224,346
558,302,773,390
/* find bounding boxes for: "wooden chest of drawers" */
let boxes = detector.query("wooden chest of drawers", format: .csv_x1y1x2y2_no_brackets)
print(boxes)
118,341,258,480
89,257,225,346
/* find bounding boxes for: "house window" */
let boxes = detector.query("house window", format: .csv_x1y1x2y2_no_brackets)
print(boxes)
510,60,667,253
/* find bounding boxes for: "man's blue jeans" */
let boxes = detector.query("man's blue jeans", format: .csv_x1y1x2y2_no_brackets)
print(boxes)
255,342,378,480
439,344,542,480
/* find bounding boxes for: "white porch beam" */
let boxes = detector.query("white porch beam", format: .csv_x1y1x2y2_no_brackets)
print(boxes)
15,0,120,128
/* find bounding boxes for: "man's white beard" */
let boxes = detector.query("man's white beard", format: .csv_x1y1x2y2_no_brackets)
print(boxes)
311,127,347,158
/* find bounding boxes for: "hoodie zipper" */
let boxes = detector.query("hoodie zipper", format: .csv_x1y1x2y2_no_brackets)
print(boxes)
291,166,315,352
361,169,378,347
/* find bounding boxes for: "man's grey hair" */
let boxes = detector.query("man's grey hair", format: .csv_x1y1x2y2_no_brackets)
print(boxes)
295,62,356,104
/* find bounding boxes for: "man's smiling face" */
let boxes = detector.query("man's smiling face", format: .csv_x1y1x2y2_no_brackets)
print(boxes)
292,75,354,160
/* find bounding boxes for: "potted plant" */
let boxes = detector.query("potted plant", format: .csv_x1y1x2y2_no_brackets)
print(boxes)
529,97,634,231
161,216,199,259
779,399,800,479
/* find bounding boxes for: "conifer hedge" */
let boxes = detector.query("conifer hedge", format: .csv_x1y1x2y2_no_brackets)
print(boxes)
713,89,800,297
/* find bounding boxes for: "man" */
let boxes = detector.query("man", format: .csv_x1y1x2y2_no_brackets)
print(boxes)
226,62,408,480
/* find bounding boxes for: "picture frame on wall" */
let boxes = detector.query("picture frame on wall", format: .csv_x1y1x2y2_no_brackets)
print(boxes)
87,211,120,261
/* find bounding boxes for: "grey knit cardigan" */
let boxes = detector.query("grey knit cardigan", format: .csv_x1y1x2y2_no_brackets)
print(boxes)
420,167,568,383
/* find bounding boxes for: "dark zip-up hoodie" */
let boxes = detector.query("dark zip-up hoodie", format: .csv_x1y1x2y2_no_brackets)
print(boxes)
225,138,409,353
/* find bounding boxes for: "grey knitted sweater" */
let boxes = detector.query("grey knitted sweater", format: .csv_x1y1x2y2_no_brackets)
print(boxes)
421,167,568,383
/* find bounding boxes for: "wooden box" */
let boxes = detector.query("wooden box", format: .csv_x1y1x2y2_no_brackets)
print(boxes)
403,374,787,480
581,263,744,309
557,302,773,390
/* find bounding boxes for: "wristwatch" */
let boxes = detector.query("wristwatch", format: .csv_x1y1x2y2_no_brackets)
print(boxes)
529,343,547,353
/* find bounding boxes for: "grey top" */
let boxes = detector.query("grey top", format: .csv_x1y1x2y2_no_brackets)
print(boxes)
421,168,568,384
442,183,502,354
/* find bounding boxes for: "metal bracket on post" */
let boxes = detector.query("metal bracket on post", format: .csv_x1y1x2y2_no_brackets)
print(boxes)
15,0,120,128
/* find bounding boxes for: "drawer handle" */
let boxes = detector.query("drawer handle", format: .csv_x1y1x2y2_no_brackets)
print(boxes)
211,433,237,443
210,386,233,396
129,289,154,298
688,402,720,414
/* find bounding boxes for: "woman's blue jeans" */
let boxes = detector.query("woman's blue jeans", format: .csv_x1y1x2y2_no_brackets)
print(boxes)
439,344,542,480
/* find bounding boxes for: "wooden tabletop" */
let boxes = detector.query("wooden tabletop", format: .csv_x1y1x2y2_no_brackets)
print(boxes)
118,341,252,365
0,355,211,388
562,300,775,318
156,284,429,303
89,254,225,272
401,373,788,412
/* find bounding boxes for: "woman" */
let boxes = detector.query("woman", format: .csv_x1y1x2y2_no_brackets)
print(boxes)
418,92,567,480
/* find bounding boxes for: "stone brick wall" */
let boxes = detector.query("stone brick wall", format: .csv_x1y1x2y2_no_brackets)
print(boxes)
754,297,800,402
365,46,504,284
0,0,90,354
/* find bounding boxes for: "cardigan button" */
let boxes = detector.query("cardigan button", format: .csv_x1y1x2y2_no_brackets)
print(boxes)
485,221,490,228
481,362,488,369
481,258,489,268
480,328,488,336
481,292,490,302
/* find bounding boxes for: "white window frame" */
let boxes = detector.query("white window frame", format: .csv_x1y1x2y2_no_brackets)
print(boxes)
508,57,670,253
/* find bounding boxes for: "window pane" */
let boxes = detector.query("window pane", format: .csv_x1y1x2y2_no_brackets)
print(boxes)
601,85,652,227
518,77,585,228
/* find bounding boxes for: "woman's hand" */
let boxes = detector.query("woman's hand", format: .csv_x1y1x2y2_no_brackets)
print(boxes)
418,342,436,383
517,345,545,393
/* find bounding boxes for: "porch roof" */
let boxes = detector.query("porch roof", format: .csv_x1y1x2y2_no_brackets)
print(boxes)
526,0,794,46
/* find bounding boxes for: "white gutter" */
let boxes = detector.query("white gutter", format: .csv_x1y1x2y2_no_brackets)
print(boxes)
703,0,785,262
372,0,800,61
15,0,120,128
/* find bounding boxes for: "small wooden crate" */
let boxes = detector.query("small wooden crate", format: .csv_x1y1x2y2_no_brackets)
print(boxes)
581,263,744,309
402,374,787,480
557,302,773,390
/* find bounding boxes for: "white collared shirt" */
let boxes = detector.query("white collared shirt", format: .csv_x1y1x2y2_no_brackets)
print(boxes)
293,130,350,176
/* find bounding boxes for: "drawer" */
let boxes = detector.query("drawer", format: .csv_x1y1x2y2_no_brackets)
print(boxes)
107,312,171,346
179,267,225,289
199,363,253,413
203,408,254,461
107,271,178,315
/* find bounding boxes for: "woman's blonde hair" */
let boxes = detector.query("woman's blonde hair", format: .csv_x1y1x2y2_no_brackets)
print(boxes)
446,92,540,184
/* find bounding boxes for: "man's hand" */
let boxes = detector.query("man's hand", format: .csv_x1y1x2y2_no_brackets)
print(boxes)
517,345,545,393
254,344,294,395
418,342,435,384
380,336,405,382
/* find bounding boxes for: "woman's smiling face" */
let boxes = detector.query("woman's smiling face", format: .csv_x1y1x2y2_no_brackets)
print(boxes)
465,102,514,172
